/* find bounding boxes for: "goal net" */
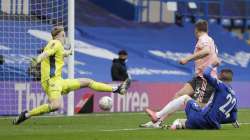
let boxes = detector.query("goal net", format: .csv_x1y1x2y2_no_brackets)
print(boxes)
0,0,71,116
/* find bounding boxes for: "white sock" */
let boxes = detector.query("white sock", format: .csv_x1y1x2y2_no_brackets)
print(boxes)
112,85,118,92
156,95,189,119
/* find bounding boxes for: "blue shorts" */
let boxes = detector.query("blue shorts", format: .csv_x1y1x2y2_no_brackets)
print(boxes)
185,100,214,129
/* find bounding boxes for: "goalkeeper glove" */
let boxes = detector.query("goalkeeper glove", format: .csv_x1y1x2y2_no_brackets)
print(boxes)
64,49,73,57
31,57,38,67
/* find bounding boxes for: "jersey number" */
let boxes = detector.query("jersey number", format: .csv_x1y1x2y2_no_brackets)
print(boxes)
219,94,236,118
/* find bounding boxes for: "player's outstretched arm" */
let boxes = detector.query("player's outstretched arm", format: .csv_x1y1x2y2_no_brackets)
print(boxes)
31,52,49,67
203,65,221,90
179,47,210,65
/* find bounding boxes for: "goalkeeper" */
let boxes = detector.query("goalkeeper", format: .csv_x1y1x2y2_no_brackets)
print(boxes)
13,26,131,125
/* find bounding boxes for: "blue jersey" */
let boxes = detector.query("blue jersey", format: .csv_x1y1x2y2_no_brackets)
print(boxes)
202,66,238,129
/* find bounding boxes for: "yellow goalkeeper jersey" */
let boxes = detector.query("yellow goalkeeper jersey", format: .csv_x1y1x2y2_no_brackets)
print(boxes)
40,39,64,83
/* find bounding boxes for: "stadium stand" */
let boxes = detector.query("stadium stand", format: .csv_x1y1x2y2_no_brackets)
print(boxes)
1,21,250,82
76,22,250,82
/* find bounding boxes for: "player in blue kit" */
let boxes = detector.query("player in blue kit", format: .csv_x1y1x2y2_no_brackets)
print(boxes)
145,64,239,129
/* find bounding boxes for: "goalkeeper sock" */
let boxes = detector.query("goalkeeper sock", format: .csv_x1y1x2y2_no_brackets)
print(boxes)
27,104,53,117
156,95,189,119
89,81,113,92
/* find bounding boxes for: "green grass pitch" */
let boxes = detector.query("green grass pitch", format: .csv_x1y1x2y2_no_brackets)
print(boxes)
1,109,250,140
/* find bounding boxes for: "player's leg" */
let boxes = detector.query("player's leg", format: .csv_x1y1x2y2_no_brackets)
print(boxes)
77,78,131,95
140,83,194,127
13,99,61,125
13,79,63,125
156,79,199,121
142,78,212,128
145,95,192,123
28,98,61,117
78,78,113,92
163,99,203,130
28,79,63,116
150,82,193,122
173,83,194,99
182,99,205,129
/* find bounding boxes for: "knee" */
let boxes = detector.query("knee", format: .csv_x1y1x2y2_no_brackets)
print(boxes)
174,91,182,99
78,78,94,87
182,95,192,105
174,91,189,99
174,84,194,99
49,100,62,111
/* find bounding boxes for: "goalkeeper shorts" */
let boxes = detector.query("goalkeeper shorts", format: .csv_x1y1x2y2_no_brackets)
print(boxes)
41,77,81,100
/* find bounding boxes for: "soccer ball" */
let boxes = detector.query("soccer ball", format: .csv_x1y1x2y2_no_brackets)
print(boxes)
99,96,113,111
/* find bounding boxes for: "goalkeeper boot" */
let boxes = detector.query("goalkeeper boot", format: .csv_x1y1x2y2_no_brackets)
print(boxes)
13,110,29,125
145,108,159,123
114,78,131,95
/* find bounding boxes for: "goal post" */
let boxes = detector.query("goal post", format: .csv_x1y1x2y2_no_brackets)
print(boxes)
67,0,75,116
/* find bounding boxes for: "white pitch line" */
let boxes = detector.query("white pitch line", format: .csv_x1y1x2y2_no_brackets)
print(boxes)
100,122,250,132
240,122,250,125
224,122,250,125
2,109,250,119
100,128,154,132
